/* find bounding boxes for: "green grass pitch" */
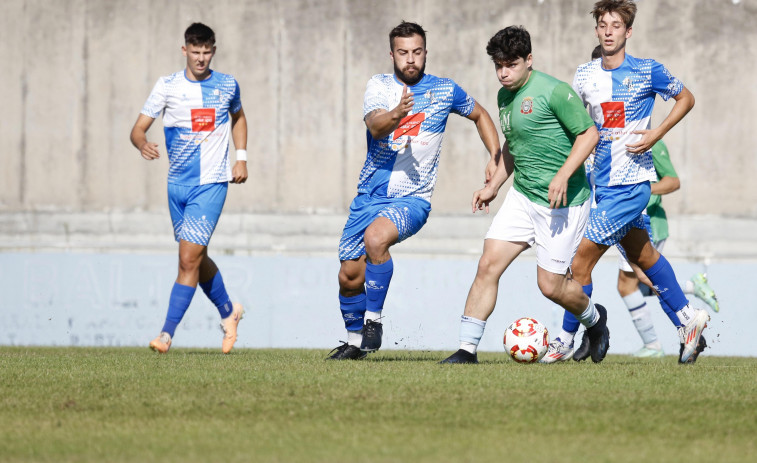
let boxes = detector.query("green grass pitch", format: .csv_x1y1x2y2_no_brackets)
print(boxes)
1,347,755,462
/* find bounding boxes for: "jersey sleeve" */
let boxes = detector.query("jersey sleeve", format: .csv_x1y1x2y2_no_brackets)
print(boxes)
140,77,167,119
363,76,390,118
450,82,475,117
229,80,242,114
571,65,588,105
651,141,678,179
650,60,683,101
549,82,594,137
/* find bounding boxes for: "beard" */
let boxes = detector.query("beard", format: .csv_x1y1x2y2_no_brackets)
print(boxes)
394,61,426,86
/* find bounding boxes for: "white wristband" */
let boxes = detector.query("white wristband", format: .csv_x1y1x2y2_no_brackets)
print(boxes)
236,149,247,162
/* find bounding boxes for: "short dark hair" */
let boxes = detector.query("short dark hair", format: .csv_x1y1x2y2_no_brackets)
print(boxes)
591,45,602,60
591,0,637,28
184,22,215,47
486,26,531,64
389,21,426,51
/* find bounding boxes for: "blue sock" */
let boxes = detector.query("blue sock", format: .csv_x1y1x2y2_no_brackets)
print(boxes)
365,259,394,313
561,283,592,334
339,292,366,331
162,282,197,337
199,271,233,319
644,255,689,317
659,296,682,327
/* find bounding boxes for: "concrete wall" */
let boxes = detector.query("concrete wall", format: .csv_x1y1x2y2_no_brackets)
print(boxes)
2,0,756,218
1,251,749,357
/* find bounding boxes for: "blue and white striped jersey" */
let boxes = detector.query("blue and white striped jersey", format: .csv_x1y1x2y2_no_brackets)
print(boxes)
572,55,683,187
141,70,242,186
358,73,475,202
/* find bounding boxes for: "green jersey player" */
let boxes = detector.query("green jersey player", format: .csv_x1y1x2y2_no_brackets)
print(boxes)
441,26,608,364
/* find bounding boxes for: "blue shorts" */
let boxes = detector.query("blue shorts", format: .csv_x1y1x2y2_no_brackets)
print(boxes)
338,194,431,261
167,182,228,246
584,182,650,246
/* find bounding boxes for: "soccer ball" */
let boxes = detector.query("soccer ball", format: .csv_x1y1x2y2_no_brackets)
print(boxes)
503,317,549,363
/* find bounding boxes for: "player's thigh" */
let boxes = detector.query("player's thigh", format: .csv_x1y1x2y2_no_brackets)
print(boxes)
338,195,430,261
476,238,529,279
619,227,658,267
376,197,430,243
532,199,590,275
572,237,609,282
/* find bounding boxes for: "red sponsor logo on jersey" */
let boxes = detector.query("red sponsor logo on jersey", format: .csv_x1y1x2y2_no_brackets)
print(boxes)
191,108,216,132
601,101,625,128
393,113,425,140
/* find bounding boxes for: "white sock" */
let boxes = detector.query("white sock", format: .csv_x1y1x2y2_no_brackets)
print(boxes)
365,310,381,322
460,341,478,354
577,300,600,328
624,290,658,346
459,315,486,354
558,330,576,345
347,330,362,347
676,305,696,326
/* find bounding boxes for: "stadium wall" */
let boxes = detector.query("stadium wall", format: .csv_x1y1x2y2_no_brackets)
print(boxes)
1,0,755,219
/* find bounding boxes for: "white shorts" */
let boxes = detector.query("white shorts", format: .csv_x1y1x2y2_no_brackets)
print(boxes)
618,238,666,272
485,188,590,274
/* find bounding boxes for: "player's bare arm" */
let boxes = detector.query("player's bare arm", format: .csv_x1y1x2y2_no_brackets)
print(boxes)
230,107,248,184
130,114,160,160
364,85,414,139
465,101,501,184
472,140,514,214
548,126,598,209
628,86,695,154
650,175,680,195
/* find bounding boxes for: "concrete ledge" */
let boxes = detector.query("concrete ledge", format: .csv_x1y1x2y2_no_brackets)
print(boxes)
1,211,756,261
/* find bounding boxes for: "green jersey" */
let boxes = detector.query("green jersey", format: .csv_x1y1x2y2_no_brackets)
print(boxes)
497,70,594,207
646,140,678,242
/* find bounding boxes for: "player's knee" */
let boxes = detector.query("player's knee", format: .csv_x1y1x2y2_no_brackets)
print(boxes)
537,278,561,302
476,254,503,280
363,229,391,258
338,266,363,292
178,252,202,274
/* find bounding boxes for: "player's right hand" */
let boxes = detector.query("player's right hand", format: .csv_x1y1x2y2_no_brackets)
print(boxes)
139,142,160,160
472,186,497,214
393,85,414,119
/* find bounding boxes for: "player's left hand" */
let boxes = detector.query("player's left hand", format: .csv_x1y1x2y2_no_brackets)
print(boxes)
231,161,248,184
626,129,660,154
548,174,569,209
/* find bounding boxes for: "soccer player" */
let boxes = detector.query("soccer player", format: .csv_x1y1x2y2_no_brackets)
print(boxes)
545,138,719,363
130,23,247,354
543,46,719,364
327,21,501,360
440,25,608,365
559,0,707,364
